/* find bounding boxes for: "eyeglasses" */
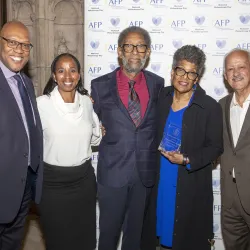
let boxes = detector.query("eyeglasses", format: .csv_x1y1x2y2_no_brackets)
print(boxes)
121,44,148,53
174,67,199,81
0,36,33,52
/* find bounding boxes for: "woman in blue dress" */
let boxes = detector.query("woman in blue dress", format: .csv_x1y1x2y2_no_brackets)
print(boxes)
155,45,223,250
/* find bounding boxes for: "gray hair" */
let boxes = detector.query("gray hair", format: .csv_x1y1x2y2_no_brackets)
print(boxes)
118,26,151,47
172,45,206,76
223,48,250,71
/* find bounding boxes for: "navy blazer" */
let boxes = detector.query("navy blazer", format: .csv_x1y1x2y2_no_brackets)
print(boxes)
0,68,43,224
91,68,164,188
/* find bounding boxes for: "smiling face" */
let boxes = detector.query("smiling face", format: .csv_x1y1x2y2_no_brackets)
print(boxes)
118,32,150,75
53,56,80,95
0,22,31,72
224,50,250,93
171,60,199,94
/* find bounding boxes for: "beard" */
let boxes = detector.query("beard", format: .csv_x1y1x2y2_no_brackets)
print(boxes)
121,55,147,74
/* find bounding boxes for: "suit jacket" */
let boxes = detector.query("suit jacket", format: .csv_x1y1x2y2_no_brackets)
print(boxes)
0,68,43,224
220,94,250,214
91,68,164,188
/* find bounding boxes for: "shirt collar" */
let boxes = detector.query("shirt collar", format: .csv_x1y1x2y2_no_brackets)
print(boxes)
0,60,17,79
118,67,143,86
231,93,250,108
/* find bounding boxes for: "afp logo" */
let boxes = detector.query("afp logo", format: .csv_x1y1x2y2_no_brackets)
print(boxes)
237,42,250,50
151,44,164,52
193,0,210,6
107,44,118,53
150,0,165,4
109,0,123,5
213,204,222,215
239,15,250,24
213,67,223,78
196,43,207,50
88,66,102,76
88,21,103,30
171,20,186,28
129,21,143,27
214,19,230,28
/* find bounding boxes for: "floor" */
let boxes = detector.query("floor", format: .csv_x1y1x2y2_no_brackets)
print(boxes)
21,215,162,250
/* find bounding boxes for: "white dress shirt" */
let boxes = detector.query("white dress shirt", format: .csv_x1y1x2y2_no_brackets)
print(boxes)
230,93,250,177
37,86,101,167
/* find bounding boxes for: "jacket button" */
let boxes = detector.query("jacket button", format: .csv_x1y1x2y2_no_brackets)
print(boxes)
229,171,232,175
23,153,28,158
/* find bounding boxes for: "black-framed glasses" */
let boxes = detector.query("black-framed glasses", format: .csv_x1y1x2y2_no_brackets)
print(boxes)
121,44,148,53
0,36,33,52
175,67,199,81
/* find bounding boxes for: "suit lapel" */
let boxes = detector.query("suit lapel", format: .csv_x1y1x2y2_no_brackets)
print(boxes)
236,103,250,149
225,94,235,150
138,71,155,127
109,71,134,124
0,69,24,123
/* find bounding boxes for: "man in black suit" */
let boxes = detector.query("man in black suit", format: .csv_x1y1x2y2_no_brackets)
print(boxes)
91,26,164,250
0,21,43,250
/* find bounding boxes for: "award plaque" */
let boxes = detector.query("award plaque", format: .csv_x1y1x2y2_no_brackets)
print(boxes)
158,123,181,152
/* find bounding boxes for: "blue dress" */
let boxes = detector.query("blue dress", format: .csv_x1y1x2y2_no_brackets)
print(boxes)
156,105,191,247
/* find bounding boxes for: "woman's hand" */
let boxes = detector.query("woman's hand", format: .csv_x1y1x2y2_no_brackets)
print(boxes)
159,150,185,165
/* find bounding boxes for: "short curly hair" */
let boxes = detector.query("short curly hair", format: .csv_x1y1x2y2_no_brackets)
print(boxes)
172,45,206,76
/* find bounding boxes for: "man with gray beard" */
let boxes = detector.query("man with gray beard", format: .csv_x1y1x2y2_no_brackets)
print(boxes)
91,26,164,250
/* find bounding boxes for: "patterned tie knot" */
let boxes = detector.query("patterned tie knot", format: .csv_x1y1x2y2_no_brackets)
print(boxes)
128,80,137,101
128,80,136,88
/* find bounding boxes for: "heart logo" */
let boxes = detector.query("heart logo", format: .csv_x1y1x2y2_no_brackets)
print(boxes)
133,0,140,2
239,15,250,24
152,17,162,26
216,40,226,49
110,18,120,27
212,179,220,188
90,41,99,49
195,16,205,25
172,40,182,49
213,224,219,233
214,87,224,96
151,64,161,72
110,64,118,71
92,0,100,3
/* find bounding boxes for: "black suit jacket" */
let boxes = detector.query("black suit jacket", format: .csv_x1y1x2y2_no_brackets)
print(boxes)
91,68,164,187
0,68,43,223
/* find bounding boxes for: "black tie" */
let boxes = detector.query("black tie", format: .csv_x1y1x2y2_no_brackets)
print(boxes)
128,80,141,127
14,74,39,172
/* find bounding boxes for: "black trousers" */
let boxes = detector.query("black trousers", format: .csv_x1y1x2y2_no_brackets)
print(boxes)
98,168,151,250
0,167,35,250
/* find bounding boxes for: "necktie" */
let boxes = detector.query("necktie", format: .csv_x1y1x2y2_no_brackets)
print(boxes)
14,74,39,172
128,80,141,127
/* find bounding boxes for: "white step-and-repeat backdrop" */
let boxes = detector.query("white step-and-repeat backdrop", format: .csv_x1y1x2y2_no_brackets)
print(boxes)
84,0,250,249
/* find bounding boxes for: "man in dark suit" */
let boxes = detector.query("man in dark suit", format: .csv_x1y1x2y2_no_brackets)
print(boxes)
91,26,164,250
220,49,250,250
0,21,43,250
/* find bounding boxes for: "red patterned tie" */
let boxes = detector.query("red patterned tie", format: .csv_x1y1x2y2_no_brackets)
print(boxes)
128,80,141,127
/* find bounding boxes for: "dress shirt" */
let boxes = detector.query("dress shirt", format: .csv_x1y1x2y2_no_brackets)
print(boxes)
230,93,250,177
0,60,33,165
37,86,101,167
117,68,149,119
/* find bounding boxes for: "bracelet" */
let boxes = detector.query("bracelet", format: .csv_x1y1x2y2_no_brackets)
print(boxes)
182,154,188,166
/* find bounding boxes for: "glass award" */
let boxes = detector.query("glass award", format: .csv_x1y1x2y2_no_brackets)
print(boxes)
158,123,181,152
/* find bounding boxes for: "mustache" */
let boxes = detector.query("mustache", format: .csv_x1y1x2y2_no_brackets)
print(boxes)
232,75,244,81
